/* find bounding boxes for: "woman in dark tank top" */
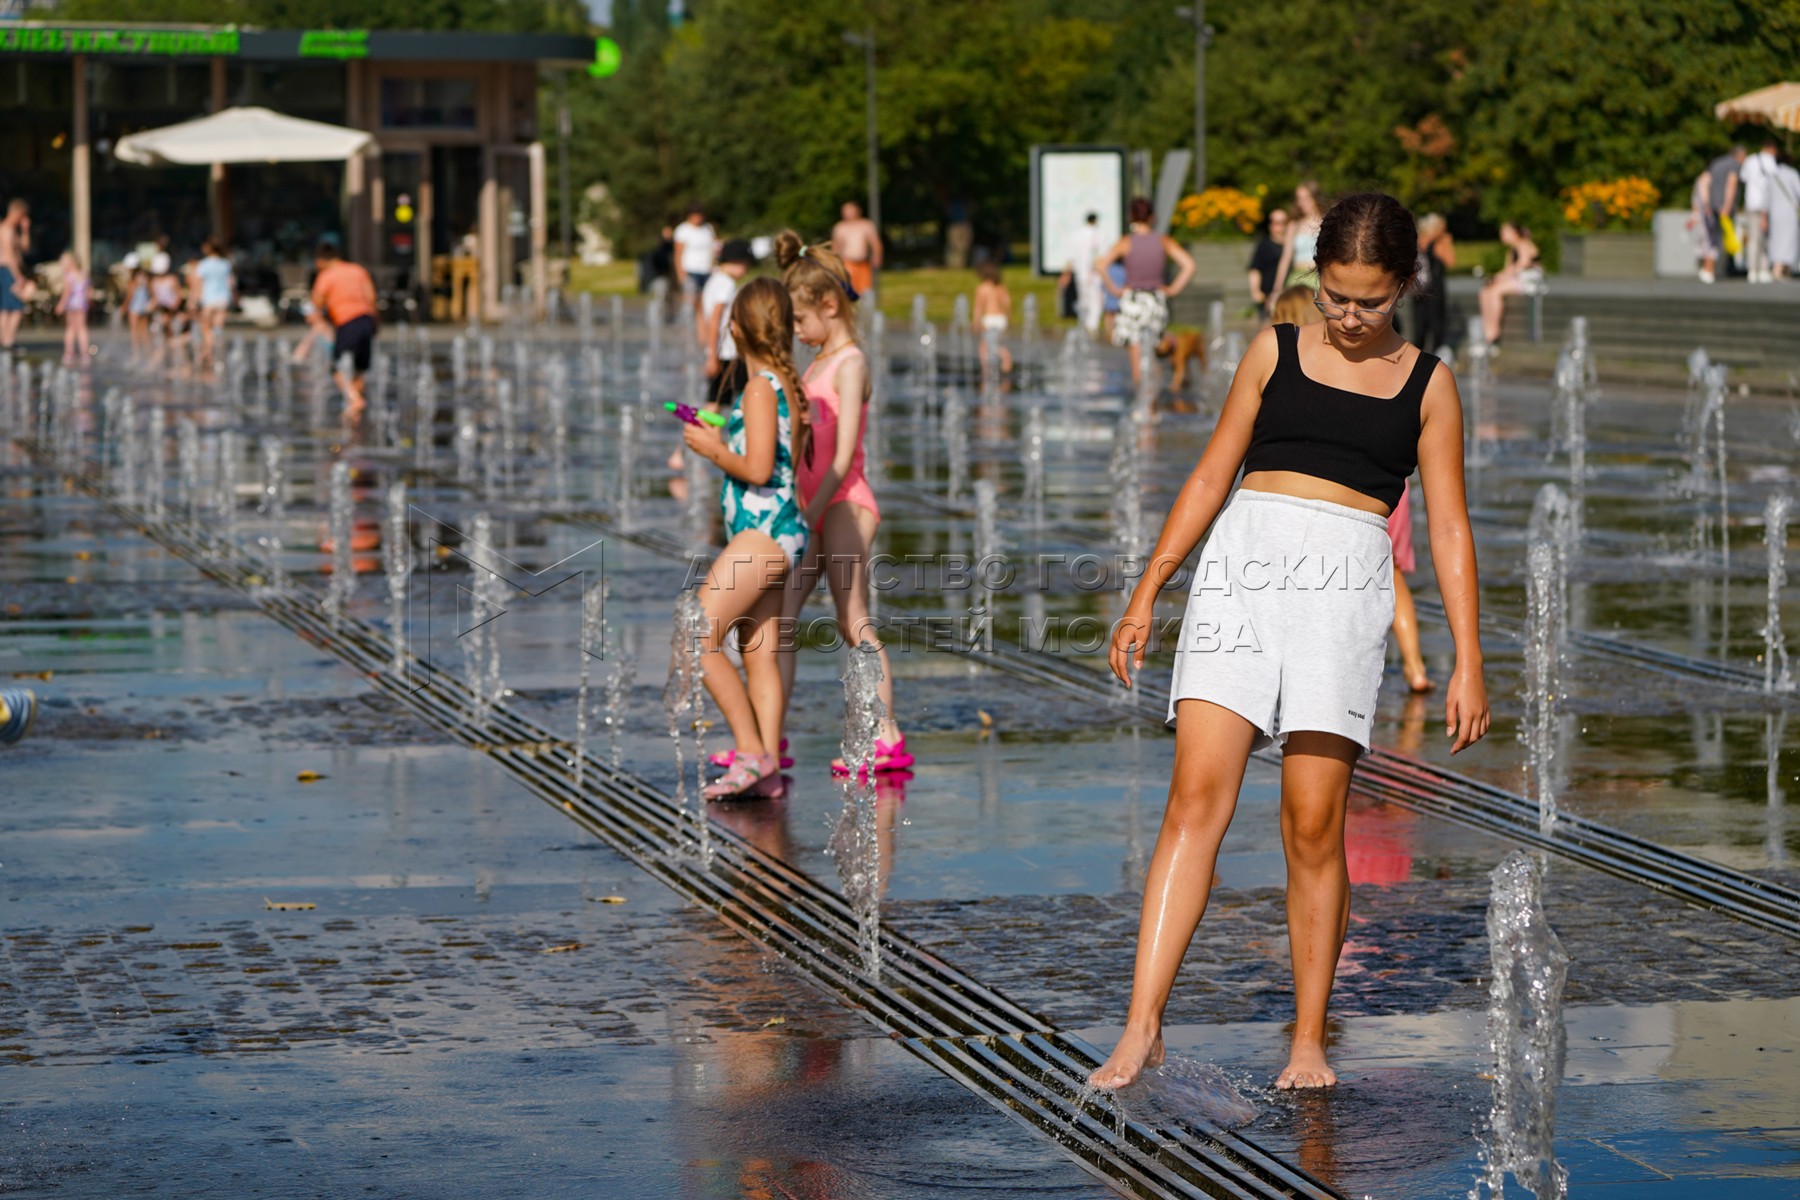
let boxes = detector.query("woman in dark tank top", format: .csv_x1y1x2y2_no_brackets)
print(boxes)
1089,192,1490,1095
1097,196,1196,390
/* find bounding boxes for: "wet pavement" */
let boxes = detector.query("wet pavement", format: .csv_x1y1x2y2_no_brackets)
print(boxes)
3,320,1799,1197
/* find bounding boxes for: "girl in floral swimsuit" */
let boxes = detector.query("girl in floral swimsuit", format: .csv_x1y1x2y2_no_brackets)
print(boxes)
681,277,812,799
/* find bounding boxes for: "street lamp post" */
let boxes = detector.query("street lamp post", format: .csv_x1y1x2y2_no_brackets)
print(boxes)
1175,4,1210,196
557,71,572,263
843,28,880,300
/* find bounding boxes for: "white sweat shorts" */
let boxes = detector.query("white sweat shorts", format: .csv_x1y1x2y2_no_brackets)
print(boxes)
1165,490,1394,751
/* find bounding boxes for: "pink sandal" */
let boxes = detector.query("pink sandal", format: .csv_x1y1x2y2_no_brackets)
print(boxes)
830,735,915,778
703,752,784,799
710,737,792,771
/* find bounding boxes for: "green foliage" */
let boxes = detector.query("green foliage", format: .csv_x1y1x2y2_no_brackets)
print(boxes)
1449,0,1800,226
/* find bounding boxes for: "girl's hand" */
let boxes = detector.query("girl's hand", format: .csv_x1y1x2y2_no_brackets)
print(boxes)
682,420,724,460
1109,610,1151,687
1444,664,1490,754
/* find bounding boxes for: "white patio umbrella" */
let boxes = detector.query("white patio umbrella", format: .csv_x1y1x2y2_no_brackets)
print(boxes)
114,105,373,166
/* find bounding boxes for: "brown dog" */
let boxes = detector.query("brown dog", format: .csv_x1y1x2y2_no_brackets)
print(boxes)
1156,331,1207,411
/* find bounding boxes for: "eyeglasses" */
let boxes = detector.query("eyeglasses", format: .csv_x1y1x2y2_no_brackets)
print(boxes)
1313,290,1399,323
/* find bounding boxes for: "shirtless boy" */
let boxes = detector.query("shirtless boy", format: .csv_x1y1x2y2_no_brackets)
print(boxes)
831,201,882,299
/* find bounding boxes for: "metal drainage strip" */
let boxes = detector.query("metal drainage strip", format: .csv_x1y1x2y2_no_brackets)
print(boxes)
23,442,1341,1200
910,626,1800,942
1412,596,1786,695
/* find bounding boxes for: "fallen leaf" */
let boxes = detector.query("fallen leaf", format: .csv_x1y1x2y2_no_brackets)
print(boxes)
593,895,627,905
74,550,91,561
296,770,326,783
264,898,317,911
13,670,52,681
541,942,582,954
977,709,993,728
762,1016,785,1027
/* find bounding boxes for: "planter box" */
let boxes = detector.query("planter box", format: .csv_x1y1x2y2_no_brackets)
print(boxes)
1185,239,1256,288
1558,232,1655,280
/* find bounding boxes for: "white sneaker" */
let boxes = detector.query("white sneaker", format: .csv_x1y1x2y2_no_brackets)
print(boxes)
1699,269,1715,284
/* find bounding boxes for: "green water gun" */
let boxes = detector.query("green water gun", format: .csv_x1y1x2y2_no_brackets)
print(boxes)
665,401,726,427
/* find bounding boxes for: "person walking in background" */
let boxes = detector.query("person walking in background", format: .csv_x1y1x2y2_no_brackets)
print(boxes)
1697,145,1744,284
1099,196,1196,390
1477,222,1540,350
667,238,757,494
1770,153,1800,281
125,261,152,360
973,260,1014,380
0,199,31,352
55,251,91,365
1247,208,1289,316
1059,211,1109,337
1741,138,1780,284
674,205,717,318
194,239,235,370
1412,213,1455,354
1272,182,1324,292
831,201,883,300
310,239,378,423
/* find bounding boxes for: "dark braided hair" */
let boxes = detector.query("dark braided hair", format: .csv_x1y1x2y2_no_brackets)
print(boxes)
1314,192,1419,292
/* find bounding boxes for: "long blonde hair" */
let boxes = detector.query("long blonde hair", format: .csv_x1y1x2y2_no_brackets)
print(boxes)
729,277,811,468
774,229,859,341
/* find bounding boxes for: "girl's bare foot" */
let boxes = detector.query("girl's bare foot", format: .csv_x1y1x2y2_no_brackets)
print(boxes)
1275,1041,1337,1090
1404,663,1435,693
1087,1027,1164,1090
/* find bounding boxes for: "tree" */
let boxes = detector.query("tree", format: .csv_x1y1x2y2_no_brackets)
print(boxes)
1450,0,1800,228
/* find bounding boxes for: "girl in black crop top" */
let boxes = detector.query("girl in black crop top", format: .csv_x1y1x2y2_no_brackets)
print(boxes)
1089,193,1489,1096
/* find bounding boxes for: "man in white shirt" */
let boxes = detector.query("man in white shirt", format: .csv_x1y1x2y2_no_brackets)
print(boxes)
699,239,754,407
672,205,716,315
1741,138,1780,284
1057,212,1109,337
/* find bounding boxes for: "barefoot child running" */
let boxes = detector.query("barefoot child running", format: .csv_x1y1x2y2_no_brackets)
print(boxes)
1091,193,1489,1092
681,278,812,799
772,231,910,776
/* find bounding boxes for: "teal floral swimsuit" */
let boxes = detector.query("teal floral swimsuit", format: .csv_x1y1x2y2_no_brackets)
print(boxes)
720,370,809,567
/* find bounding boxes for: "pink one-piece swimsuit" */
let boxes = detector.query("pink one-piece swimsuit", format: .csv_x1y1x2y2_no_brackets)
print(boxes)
796,343,880,525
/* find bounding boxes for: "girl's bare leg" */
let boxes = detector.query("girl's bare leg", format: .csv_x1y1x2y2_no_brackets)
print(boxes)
775,539,824,724
695,531,788,755
1391,567,1431,691
821,502,901,743
1275,730,1358,1089
1089,700,1258,1088
738,576,790,757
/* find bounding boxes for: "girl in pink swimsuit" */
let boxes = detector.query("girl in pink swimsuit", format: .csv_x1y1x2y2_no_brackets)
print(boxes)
774,230,911,776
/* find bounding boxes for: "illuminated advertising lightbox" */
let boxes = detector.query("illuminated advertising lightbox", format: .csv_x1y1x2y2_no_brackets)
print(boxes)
1031,146,1127,278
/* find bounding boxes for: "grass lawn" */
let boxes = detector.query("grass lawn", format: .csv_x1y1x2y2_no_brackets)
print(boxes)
566,260,1074,329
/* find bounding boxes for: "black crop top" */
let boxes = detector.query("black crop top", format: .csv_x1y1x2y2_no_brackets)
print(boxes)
1241,323,1437,513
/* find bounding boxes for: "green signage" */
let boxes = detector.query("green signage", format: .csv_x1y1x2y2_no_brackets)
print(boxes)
588,37,621,79
298,30,369,60
0,26,240,57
